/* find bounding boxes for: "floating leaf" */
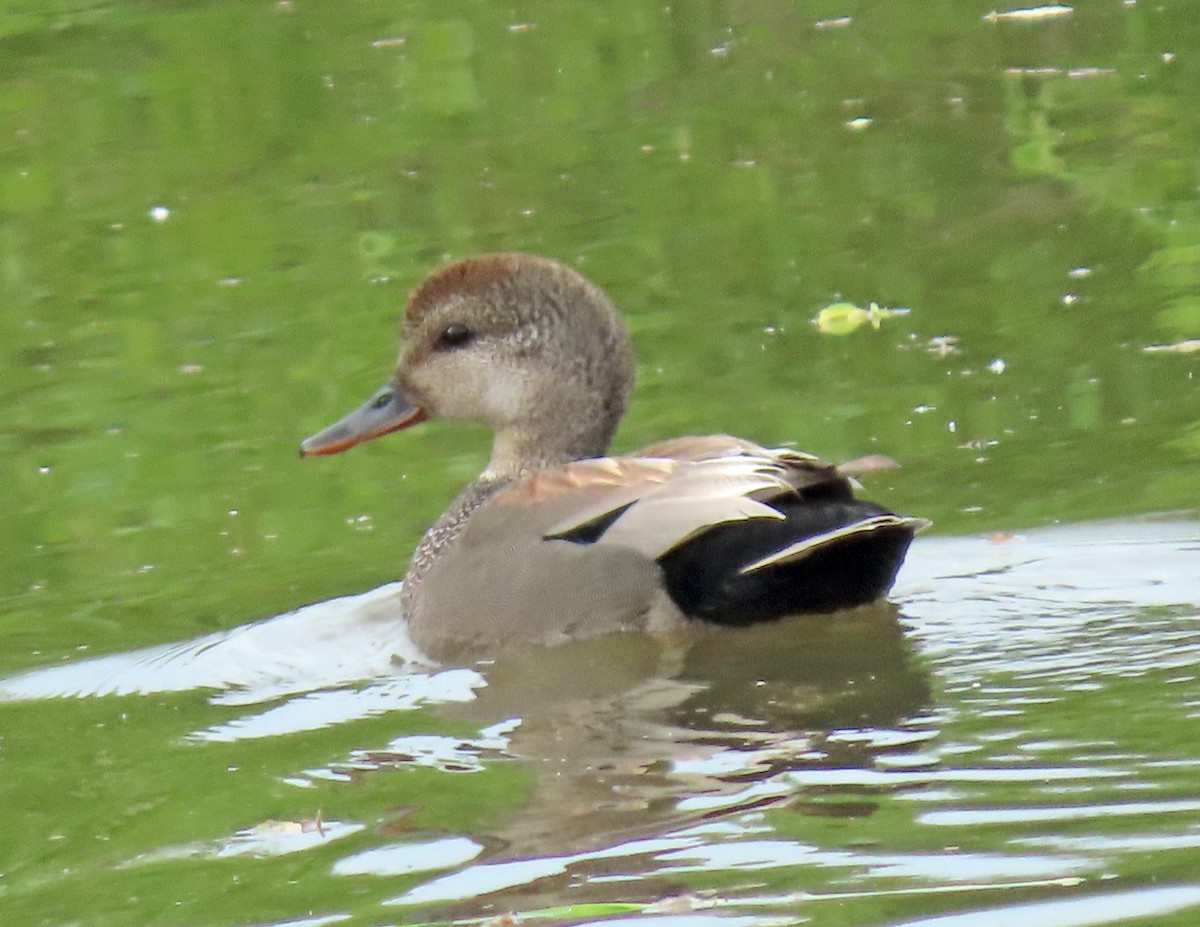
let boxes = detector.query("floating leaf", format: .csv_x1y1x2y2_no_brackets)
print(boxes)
814,301,910,335
815,302,871,334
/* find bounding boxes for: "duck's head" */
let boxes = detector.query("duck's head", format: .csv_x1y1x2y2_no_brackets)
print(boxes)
300,253,634,478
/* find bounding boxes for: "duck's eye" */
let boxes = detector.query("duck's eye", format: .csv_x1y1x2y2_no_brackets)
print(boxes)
434,323,475,351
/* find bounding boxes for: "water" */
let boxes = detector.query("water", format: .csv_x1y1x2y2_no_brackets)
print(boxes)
3,520,1198,924
2,2,1199,925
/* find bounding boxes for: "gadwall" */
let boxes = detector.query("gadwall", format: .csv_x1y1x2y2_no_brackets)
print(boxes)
302,253,927,659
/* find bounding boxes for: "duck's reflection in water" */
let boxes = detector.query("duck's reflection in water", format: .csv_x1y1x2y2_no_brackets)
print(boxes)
427,603,930,858
0,577,930,894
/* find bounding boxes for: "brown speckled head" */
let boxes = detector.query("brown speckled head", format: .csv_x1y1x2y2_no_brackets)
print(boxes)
392,253,634,478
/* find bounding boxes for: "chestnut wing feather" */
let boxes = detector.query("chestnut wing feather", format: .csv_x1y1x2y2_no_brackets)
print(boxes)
486,438,855,562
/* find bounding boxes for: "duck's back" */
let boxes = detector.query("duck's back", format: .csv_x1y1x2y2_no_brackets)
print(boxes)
407,436,924,659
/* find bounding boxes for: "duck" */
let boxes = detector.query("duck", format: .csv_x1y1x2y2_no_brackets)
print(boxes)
301,253,928,661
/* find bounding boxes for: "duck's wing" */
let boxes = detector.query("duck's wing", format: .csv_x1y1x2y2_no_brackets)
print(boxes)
485,436,862,562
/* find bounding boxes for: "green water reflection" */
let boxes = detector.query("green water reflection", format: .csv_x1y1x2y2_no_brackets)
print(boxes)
1,2,1199,926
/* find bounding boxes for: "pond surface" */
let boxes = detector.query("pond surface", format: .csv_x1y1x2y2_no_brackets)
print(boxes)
2,2,1199,926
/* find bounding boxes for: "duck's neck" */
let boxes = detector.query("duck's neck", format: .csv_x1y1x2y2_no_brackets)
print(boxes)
483,412,619,480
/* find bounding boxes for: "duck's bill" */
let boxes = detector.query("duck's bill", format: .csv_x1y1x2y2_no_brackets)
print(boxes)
300,385,427,457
